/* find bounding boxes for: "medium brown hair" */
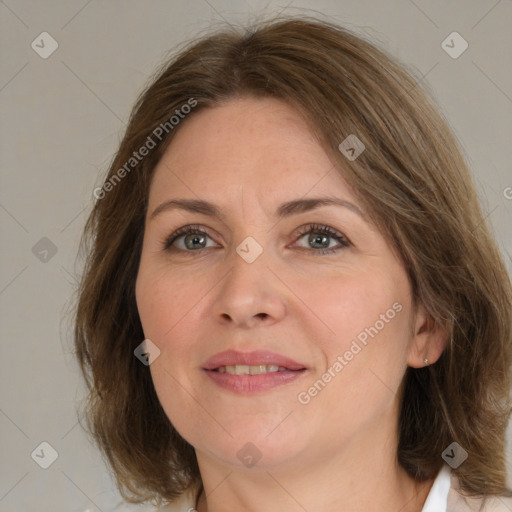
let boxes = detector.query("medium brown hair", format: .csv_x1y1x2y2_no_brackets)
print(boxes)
73,14,512,505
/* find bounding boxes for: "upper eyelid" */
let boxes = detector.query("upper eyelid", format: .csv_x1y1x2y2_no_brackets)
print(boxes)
164,223,350,249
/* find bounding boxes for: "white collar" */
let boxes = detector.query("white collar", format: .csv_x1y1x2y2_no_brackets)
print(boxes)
421,464,452,512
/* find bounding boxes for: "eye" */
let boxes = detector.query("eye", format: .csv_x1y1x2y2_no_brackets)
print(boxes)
162,223,351,255
163,225,217,252
292,223,350,255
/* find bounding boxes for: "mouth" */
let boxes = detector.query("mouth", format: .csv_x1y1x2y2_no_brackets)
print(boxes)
214,364,296,375
202,350,307,394
202,349,307,372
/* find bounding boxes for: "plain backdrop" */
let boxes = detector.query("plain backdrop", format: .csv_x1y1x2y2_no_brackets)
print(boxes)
1,1,511,511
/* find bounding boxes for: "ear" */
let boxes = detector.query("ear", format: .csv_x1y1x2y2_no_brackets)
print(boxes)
407,303,447,368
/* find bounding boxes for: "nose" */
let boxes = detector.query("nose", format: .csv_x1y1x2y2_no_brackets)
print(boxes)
212,242,287,328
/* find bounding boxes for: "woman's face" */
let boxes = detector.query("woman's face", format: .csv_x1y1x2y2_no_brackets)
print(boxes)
135,96,429,472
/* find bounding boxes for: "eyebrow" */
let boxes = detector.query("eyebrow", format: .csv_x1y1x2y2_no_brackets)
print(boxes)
150,196,367,222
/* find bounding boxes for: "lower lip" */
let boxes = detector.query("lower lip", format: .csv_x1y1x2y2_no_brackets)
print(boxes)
203,369,306,394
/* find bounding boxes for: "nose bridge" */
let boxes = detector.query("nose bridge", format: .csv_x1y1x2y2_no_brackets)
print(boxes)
213,233,285,326
227,233,271,300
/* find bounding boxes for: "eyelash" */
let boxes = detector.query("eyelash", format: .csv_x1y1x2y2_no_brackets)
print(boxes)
162,223,350,256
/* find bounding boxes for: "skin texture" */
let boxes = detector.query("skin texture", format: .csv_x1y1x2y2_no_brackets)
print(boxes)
135,97,446,512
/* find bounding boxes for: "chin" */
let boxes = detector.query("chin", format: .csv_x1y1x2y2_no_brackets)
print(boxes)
189,420,308,470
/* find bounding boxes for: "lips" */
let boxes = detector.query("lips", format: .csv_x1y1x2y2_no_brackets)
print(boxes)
202,349,306,371
202,349,307,394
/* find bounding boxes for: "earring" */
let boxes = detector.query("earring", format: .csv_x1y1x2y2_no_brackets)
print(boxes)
424,358,429,366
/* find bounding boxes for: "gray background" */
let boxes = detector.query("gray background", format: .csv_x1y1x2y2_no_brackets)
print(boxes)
1,1,511,511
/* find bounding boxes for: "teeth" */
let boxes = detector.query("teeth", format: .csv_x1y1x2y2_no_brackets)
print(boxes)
217,364,285,375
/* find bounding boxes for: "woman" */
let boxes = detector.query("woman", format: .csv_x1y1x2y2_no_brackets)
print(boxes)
74,15,512,512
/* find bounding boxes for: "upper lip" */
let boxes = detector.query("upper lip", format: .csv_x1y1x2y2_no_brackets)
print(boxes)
202,350,307,371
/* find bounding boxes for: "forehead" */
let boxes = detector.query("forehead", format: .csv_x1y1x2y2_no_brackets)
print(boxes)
148,96,355,208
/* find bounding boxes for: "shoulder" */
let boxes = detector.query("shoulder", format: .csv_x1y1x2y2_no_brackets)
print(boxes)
448,492,512,512
447,472,512,512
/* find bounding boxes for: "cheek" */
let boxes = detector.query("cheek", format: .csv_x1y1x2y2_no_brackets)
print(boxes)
148,362,206,450
136,267,205,369
306,270,411,397
300,303,410,437
136,266,194,340
308,269,406,346
136,272,204,441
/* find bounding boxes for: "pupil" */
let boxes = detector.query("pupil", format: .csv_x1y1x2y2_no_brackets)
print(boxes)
310,233,328,248
186,234,205,249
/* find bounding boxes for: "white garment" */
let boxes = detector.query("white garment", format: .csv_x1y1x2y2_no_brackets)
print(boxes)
106,464,512,511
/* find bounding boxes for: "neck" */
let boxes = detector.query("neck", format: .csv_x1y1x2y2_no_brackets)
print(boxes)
193,413,434,512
